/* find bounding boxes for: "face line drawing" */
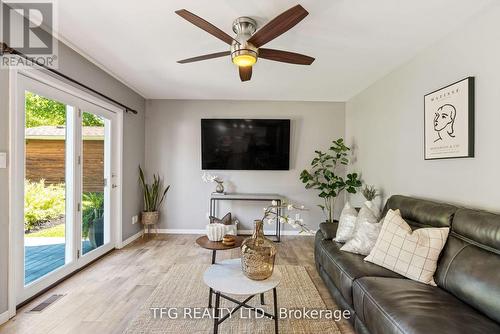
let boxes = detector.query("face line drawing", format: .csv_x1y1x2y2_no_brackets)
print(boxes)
433,104,456,143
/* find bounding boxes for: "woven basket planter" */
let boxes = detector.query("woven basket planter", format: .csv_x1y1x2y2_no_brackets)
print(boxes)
142,211,159,225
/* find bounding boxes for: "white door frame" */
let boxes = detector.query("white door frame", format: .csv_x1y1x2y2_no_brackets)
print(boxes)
7,68,124,315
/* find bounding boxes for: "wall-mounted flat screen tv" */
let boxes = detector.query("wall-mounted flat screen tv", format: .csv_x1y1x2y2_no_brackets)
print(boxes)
201,119,290,170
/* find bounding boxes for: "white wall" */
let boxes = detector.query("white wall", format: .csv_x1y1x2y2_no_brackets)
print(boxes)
0,69,10,315
346,5,500,212
145,100,346,233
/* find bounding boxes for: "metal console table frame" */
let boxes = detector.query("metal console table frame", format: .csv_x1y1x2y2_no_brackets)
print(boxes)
209,193,282,242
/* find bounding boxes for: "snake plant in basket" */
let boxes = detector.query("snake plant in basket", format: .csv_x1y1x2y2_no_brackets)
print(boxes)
139,166,170,226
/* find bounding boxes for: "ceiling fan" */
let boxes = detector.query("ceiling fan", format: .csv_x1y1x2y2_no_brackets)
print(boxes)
175,4,315,82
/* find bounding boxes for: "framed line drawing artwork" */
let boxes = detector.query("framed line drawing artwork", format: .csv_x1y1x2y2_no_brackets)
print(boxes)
424,77,474,160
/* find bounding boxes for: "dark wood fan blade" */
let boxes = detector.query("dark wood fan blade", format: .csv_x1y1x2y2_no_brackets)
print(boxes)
239,66,252,82
247,5,308,48
175,9,234,45
259,48,314,65
177,51,230,64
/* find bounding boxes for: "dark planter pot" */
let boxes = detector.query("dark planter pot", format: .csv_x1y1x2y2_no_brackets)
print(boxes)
89,217,104,249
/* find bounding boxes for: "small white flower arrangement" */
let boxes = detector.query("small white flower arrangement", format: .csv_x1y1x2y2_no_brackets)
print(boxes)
202,172,222,183
202,172,225,193
261,200,313,234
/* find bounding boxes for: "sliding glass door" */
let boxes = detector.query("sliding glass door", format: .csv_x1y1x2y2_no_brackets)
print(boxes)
23,91,72,285
81,110,110,256
14,73,120,304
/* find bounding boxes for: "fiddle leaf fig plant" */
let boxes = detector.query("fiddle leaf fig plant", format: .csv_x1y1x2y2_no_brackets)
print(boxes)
300,138,362,223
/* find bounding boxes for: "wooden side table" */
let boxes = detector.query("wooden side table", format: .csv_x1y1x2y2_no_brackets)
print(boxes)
196,235,245,308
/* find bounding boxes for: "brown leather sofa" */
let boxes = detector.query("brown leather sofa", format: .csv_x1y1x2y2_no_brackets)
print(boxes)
314,195,500,334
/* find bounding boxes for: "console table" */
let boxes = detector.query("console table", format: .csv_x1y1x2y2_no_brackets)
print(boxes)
209,193,283,242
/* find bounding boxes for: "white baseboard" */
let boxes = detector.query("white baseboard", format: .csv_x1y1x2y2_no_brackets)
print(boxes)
119,230,144,248
0,310,10,326
154,229,307,236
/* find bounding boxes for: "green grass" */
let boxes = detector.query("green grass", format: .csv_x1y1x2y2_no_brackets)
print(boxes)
25,224,65,238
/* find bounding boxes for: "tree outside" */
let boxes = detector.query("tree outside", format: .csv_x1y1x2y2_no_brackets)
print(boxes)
25,91,104,127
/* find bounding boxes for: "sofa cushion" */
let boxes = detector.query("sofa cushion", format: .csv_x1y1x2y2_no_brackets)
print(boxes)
353,277,500,334
435,208,500,323
317,239,402,306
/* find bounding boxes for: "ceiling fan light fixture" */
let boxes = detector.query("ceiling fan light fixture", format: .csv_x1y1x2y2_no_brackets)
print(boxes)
176,6,314,81
232,53,257,67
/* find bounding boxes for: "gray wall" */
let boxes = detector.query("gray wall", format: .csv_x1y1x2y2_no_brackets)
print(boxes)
56,43,146,240
145,100,346,233
345,5,500,212
0,41,145,314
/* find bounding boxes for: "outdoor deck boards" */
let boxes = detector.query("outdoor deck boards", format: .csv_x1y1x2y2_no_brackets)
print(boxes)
25,241,94,284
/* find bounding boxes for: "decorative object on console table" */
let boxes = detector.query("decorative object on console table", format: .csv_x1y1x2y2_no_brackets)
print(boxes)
139,165,170,238
209,193,284,241
424,77,475,160
215,179,224,193
241,201,310,280
202,172,225,194
300,138,362,223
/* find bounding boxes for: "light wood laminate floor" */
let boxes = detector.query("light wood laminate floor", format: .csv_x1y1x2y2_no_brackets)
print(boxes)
0,234,354,334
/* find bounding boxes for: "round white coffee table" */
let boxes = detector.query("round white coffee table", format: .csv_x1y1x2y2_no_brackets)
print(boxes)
203,258,282,334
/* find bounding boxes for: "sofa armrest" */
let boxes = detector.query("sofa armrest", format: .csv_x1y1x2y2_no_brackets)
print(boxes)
319,221,339,240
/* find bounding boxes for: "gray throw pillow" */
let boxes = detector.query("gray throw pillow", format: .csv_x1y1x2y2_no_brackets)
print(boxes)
209,212,232,225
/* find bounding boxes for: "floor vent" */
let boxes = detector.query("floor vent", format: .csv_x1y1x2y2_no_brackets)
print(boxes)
28,294,65,312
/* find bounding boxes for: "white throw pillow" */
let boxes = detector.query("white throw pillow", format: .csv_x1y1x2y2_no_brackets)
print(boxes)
340,204,382,255
364,200,380,219
364,209,449,286
335,202,358,242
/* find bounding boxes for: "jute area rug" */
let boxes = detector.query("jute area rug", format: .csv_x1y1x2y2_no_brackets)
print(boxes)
124,263,341,334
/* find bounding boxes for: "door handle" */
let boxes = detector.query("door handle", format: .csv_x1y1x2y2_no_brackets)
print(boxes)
112,184,119,189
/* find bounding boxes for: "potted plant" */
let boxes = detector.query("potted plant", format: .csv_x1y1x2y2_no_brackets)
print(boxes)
139,166,170,228
300,138,362,223
362,185,379,209
82,192,104,249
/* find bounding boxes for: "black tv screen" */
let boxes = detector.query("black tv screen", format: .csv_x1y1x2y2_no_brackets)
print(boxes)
201,119,290,170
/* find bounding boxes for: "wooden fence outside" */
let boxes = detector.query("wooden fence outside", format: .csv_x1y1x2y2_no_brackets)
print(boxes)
26,139,105,193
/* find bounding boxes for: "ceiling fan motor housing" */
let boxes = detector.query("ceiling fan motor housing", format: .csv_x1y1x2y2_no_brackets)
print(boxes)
231,17,258,64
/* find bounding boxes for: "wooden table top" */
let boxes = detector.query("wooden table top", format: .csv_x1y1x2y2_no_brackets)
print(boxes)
196,235,245,250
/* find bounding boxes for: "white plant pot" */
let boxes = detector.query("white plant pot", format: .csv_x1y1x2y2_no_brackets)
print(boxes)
206,223,225,241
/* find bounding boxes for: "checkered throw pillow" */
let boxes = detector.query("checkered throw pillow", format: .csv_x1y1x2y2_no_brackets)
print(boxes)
364,209,449,285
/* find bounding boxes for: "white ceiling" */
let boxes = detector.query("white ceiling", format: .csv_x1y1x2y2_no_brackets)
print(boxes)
55,0,495,101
